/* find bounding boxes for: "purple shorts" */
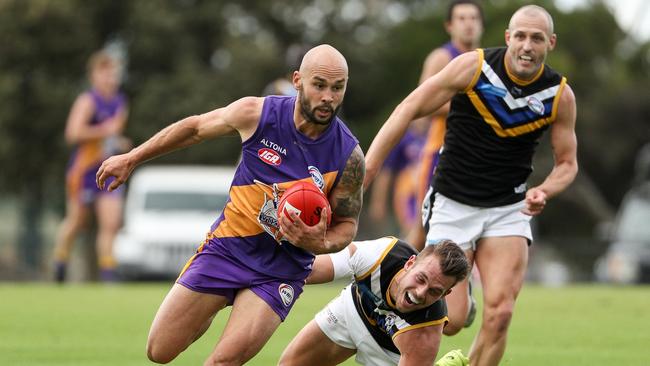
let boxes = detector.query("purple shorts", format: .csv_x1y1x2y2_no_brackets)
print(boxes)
67,164,124,204
177,239,306,321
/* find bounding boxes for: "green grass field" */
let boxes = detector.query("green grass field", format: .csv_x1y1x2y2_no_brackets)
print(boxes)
1,282,648,365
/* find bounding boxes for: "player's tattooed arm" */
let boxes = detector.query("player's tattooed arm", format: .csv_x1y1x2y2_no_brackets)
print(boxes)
281,146,364,255
333,145,365,218
323,145,365,253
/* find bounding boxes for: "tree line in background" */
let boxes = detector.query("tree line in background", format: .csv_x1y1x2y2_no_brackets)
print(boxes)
1,0,649,272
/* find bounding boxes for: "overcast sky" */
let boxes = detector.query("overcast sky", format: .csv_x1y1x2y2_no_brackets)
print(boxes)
555,0,650,42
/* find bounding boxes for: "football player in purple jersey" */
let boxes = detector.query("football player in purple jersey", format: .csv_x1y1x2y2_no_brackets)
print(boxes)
97,44,364,365
53,50,129,283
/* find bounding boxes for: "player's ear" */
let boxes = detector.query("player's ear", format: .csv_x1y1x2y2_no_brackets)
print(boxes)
444,20,453,35
404,255,417,270
548,33,557,50
292,71,302,90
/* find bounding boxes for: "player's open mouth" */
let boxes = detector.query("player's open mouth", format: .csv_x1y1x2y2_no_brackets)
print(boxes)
315,108,332,117
405,291,421,305
518,55,534,65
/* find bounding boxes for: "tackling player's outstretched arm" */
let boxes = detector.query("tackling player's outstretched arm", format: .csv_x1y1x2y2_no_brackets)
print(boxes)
393,324,444,366
363,51,479,189
305,243,358,284
418,48,455,117
96,97,262,191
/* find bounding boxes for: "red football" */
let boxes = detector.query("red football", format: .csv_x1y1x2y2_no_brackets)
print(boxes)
278,181,331,227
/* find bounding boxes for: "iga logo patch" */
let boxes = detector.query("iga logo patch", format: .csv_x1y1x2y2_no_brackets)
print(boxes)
308,166,325,191
258,148,282,166
278,283,294,307
526,96,545,115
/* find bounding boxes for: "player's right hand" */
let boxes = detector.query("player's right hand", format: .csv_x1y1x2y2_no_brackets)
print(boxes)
278,209,328,254
96,153,134,192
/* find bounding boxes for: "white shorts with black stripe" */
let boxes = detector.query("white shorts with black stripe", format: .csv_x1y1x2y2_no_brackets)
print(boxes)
315,285,401,366
421,189,533,251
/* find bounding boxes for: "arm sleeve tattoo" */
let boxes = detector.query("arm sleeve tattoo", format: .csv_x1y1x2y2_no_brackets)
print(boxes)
333,145,365,219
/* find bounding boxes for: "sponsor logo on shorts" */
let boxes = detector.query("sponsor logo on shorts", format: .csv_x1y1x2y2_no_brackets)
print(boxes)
278,283,294,307
326,308,338,324
308,166,325,191
514,182,527,194
258,148,282,166
421,187,433,225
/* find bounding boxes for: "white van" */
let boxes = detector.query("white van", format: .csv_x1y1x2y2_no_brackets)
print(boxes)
594,182,650,283
114,165,235,279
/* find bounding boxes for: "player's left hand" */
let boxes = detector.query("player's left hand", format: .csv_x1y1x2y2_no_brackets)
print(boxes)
278,209,328,253
522,187,547,216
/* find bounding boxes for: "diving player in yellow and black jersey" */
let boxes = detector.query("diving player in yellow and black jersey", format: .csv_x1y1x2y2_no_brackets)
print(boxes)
279,237,469,366
364,5,578,366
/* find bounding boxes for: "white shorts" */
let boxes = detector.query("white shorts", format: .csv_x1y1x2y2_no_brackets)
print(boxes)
424,192,533,251
315,285,400,366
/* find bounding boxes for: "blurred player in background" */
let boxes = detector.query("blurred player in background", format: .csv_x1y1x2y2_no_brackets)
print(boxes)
364,5,578,365
368,0,483,240
410,0,484,249
367,118,427,237
53,50,129,283
279,236,469,366
262,76,297,97
96,44,364,365
406,0,485,342
262,44,309,97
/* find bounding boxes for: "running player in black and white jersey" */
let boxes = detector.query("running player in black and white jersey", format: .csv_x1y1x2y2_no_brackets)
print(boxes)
279,237,469,366
365,5,578,366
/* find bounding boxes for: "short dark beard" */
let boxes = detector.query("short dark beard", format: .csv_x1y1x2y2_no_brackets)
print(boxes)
298,90,340,126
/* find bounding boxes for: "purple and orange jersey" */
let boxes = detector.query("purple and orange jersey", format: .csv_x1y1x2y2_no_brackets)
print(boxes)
184,96,359,282
383,130,426,231
66,90,126,204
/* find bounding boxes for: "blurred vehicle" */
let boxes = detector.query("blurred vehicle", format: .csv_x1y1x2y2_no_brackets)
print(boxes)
594,181,650,284
114,165,234,279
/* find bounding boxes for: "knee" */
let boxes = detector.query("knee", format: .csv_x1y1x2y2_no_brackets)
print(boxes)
146,338,177,364
60,216,84,236
443,321,463,336
483,302,514,335
98,221,121,236
441,295,471,335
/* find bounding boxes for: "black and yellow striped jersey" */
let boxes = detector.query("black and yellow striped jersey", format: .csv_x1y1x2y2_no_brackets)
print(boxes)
434,47,567,207
349,237,447,354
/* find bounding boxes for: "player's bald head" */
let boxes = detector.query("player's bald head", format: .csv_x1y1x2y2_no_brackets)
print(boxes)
509,5,554,36
298,44,348,79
